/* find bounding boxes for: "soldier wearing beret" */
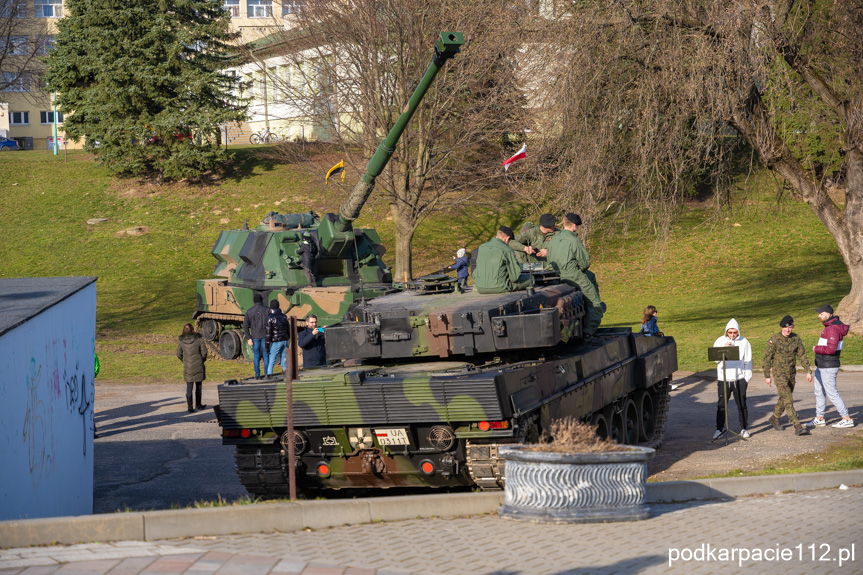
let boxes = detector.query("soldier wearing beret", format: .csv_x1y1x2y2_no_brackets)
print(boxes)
763,315,812,436
509,213,559,263
473,226,533,294
546,213,604,336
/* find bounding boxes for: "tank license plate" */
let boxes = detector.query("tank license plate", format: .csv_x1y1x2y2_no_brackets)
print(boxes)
375,428,410,445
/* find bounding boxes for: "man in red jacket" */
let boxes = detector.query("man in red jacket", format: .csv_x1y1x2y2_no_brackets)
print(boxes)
806,304,854,429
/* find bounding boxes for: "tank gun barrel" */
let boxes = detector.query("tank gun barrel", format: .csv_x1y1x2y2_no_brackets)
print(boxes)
319,32,465,256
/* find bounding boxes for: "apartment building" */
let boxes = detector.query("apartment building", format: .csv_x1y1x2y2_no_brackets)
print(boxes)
0,0,302,150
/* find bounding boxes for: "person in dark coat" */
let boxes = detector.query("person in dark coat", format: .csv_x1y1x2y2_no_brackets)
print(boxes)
297,314,326,368
266,299,290,375
243,293,269,378
296,231,319,287
176,323,208,413
447,248,470,291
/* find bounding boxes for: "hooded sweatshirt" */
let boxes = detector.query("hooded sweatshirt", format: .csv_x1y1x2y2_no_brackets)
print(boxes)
814,315,850,368
713,319,752,382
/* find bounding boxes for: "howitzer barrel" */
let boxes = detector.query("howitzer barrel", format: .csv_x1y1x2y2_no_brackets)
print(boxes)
319,32,464,257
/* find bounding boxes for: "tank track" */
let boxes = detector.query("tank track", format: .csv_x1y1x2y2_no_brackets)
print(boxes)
465,379,672,491
233,445,292,498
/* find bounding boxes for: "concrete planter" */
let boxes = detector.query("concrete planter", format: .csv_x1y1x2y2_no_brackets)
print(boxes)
498,444,655,523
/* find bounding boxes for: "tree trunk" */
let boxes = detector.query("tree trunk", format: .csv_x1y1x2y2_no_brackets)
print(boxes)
390,203,414,282
836,149,863,334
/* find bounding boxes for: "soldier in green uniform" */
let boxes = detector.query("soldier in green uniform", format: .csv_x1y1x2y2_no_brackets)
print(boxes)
473,226,533,294
509,214,559,263
546,213,604,336
513,222,536,265
763,315,812,436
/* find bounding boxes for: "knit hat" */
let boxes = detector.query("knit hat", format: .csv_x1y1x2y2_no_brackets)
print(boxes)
498,225,514,240
814,304,833,314
456,248,466,258
254,293,264,304
270,299,281,310
780,315,794,327
539,213,555,228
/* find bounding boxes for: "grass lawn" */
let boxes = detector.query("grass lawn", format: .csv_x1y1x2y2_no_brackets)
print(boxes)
1,148,860,384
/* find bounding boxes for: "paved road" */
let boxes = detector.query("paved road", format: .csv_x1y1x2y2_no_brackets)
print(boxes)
2,486,861,574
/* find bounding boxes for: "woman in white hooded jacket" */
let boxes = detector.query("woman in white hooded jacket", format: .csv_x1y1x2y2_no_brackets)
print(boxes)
712,319,753,439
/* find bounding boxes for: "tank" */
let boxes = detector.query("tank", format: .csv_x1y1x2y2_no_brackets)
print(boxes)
194,31,466,360
215,270,677,497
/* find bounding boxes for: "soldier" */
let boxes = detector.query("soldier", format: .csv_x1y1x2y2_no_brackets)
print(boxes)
473,226,532,294
763,315,812,436
513,222,536,265
546,213,604,336
509,213,559,263
296,231,318,287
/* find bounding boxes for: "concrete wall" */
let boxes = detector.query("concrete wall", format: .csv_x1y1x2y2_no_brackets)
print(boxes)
0,285,96,520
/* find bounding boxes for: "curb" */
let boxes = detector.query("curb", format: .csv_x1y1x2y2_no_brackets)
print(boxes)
2,470,862,548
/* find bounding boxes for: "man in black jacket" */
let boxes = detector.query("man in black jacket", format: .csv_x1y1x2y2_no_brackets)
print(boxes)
297,314,326,368
243,293,269,378
297,231,318,287
265,300,290,375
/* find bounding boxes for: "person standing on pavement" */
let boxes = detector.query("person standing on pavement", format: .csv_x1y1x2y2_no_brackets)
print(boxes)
509,213,559,263
266,299,290,375
807,304,854,428
473,226,533,294
297,314,326,368
546,213,604,337
763,315,812,436
711,319,752,439
176,323,208,413
243,293,269,378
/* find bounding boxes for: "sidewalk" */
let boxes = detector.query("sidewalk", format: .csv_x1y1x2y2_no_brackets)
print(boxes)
2,485,861,574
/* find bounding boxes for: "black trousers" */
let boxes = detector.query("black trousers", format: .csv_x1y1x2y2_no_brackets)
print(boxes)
716,379,749,430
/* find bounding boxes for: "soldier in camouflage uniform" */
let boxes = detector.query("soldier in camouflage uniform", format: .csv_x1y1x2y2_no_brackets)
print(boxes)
509,214,559,263
763,315,812,436
513,222,536,265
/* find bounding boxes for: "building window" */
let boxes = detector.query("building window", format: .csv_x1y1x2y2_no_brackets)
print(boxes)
34,0,63,18
1,72,29,92
10,111,30,125
223,0,239,17
8,36,29,55
282,0,302,15
40,111,64,124
35,35,56,55
1,0,27,18
247,0,272,18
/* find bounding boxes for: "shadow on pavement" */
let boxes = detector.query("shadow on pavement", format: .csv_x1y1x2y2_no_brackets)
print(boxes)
95,398,214,438
483,555,667,575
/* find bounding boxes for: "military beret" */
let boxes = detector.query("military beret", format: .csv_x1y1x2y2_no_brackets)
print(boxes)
564,213,582,226
539,213,556,228
814,304,833,314
780,315,794,327
270,299,281,310
498,225,515,240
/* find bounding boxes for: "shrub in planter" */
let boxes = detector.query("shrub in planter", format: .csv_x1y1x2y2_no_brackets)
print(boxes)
499,418,655,524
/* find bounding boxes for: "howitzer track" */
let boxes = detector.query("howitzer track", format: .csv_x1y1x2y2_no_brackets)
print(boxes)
464,379,671,491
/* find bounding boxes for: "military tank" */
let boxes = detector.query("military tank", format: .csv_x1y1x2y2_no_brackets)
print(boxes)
194,210,393,361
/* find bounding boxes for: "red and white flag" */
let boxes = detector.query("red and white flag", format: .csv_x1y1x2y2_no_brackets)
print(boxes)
502,144,527,172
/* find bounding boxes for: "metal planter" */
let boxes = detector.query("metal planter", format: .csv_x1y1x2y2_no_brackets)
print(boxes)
498,445,655,523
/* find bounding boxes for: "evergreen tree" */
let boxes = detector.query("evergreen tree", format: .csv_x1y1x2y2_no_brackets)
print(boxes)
44,0,246,180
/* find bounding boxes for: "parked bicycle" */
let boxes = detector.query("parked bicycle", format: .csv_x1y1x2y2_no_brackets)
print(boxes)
249,127,276,144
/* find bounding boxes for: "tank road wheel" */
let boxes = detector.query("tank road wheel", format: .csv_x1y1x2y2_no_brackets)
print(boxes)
637,390,656,442
591,412,610,440
622,397,639,445
219,330,242,360
201,318,221,342
609,406,626,444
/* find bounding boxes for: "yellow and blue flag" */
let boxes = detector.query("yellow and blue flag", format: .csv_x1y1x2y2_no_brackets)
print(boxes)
325,160,345,184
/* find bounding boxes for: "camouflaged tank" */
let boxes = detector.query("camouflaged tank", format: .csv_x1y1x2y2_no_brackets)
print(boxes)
194,210,393,361
215,270,677,497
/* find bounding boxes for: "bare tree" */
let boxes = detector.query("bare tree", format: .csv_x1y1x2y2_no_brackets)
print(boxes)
1,0,51,94
245,0,527,279
528,1,863,331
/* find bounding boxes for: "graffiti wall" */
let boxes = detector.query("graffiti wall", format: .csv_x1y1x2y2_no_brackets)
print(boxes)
0,284,96,520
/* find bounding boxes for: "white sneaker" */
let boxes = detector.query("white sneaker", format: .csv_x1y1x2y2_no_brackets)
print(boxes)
831,419,855,429
712,429,726,440
741,429,750,438
805,417,826,427
670,384,679,391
